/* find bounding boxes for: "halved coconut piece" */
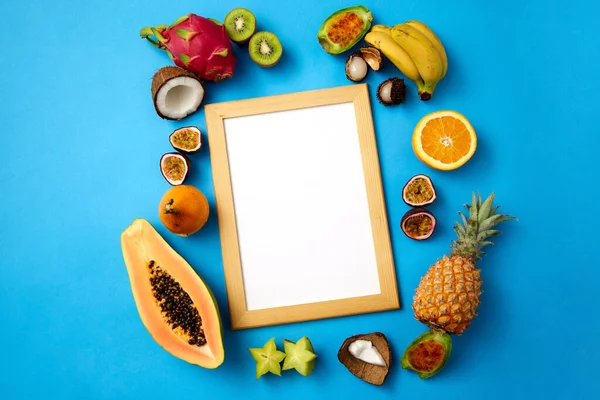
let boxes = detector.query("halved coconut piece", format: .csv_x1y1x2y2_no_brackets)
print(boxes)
401,208,436,240
402,174,436,206
169,126,202,154
338,332,391,386
160,152,190,185
151,66,205,120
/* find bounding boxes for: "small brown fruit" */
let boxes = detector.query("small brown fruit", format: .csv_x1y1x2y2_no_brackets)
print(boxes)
376,77,406,106
158,185,209,236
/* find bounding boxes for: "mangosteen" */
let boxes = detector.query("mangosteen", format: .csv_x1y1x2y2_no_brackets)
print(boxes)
160,152,190,186
401,208,436,240
402,174,436,207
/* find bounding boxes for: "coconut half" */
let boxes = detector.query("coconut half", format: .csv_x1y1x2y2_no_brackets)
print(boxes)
151,66,205,120
338,332,391,386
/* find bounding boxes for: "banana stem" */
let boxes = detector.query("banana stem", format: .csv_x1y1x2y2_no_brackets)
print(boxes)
417,80,437,101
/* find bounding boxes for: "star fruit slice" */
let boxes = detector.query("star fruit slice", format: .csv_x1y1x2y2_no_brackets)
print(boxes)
282,336,317,376
249,338,286,379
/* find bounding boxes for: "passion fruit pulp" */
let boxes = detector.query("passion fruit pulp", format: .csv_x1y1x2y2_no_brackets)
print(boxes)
401,330,452,379
169,126,202,154
401,208,436,240
160,152,190,186
402,174,436,206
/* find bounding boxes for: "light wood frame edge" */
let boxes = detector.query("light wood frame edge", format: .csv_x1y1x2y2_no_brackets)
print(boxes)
205,84,399,330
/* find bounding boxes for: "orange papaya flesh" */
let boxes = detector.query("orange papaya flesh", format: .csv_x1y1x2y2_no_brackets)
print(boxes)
121,218,224,368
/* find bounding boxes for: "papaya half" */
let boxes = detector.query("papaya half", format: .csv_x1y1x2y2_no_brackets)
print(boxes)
121,218,224,368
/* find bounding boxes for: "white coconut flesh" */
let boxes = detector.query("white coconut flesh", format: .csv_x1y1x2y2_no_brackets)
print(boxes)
348,340,386,367
347,56,368,81
379,81,393,103
156,77,204,120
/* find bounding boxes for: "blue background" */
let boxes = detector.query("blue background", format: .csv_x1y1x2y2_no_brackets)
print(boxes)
1,0,598,398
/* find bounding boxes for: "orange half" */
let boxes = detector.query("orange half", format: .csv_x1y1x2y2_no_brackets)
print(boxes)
412,111,477,171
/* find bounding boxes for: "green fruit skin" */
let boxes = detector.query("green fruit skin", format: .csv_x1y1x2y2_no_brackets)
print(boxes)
316,5,373,55
249,338,286,379
401,330,452,379
224,8,256,44
282,337,317,376
249,32,282,67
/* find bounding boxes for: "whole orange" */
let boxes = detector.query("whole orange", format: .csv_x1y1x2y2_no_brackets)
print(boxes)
158,185,209,236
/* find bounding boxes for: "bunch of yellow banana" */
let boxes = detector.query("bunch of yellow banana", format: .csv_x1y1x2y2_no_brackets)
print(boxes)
365,21,447,100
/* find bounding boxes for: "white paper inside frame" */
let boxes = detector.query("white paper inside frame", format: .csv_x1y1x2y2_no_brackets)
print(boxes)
223,103,381,311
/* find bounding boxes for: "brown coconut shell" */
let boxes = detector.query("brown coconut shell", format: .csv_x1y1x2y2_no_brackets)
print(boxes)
151,66,204,120
338,332,391,386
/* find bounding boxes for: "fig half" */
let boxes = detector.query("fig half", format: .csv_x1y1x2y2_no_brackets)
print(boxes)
169,126,202,154
401,330,452,379
401,208,436,240
160,152,190,186
402,174,436,206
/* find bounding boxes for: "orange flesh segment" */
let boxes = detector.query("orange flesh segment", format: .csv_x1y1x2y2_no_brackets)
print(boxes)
327,12,363,47
421,116,472,164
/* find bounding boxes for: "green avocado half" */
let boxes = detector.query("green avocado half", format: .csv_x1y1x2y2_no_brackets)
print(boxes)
316,6,373,55
401,330,452,379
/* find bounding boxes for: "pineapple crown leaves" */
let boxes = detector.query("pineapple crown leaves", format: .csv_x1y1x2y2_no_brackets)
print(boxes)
451,192,516,260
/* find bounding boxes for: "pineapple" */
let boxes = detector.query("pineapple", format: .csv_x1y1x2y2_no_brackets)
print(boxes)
412,193,515,335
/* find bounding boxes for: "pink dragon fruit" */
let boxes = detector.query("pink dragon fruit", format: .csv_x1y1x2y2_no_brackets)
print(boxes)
140,14,236,82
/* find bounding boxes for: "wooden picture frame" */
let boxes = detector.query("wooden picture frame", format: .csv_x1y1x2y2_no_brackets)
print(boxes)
205,84,399,330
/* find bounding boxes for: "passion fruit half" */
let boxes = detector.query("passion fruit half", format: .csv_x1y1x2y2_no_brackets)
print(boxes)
401,208,436,240
169,126,202,154
160,152,190,186
402,174,436,206
401,330,452,379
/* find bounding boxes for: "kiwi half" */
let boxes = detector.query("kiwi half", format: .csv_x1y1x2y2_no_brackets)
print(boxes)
224,8,256,44
249,32,282,67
